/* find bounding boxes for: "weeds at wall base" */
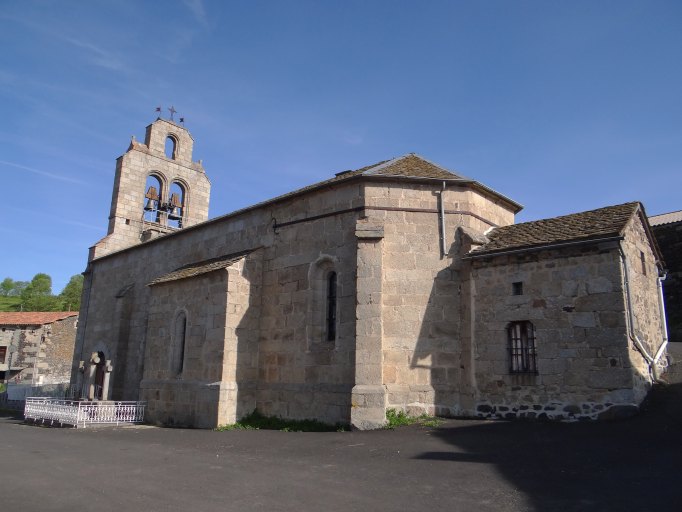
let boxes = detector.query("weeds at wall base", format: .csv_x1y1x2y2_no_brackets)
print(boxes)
385,408,443,429
216,410,348,432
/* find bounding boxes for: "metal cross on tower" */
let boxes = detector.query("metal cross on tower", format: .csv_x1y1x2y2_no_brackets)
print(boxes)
168,105,177,121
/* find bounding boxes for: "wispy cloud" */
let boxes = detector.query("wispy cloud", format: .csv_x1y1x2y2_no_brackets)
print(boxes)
62,36,126,71
0,160,85,185
2,205,102,232
343,134,364,145
0,13,128,72
62,219,103,231
182,0,209,28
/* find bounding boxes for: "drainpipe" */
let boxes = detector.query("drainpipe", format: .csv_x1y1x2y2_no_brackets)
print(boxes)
619,246,666,382
655,272,669,361
437,181,446,257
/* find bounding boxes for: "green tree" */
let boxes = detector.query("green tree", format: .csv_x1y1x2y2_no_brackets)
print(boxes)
59,274,84,311
20,273,60,311
0,278,27,297
10,280,28,296
0,277,13,296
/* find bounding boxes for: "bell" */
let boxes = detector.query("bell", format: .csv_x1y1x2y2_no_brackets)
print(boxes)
145,186,159,200
168,206,182,220
169,192,182,207
144,198,156,211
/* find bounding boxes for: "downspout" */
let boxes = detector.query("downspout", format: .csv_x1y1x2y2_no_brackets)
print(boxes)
438,181,447,258
655,272,669,361
619,245,666,382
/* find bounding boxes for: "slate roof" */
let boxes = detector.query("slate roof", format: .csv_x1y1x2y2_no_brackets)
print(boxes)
148,250,253,286
361,153,470,180
0,312,78,326
470,202,641,257
246,153,471,208
649,210,682,227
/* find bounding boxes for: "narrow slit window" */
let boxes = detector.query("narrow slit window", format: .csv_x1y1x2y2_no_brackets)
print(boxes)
326,272,337,342
640,251,647,276
172,312,187,375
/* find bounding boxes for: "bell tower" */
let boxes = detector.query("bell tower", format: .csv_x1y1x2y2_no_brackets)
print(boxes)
90,116,211,259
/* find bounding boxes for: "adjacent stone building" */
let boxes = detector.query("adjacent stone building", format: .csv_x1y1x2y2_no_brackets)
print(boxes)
650,210,682,344
1,312,78,384
71,117,668,428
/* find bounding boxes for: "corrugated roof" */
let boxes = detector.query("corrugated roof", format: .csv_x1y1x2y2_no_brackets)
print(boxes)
649,210,682,226
0,312,78,326
470,202,641,257
148,250,253,286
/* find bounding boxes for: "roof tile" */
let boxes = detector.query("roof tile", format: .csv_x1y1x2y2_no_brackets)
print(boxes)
0,312,78,326
471,202,640,256
148,250,253,286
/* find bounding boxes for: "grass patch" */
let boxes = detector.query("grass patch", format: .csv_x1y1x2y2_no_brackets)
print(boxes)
216,410,348,432
0,296,21,312
385,408,443,429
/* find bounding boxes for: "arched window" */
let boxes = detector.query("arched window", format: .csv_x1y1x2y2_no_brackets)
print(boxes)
507,321,537,374
165,135,178,160
326,272,337,341
171,311,187,375
167,181,185,229
143,174,163,223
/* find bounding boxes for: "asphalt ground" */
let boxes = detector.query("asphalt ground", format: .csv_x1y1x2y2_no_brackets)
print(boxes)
1,348,681,512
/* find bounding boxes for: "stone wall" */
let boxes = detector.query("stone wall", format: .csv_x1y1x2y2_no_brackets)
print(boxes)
140,255,263,428
1,317,77,384
74,180,363,427
651,220,682,343
620,215,668,401
468,214,665,420
470,242,633,420
360,182,516,423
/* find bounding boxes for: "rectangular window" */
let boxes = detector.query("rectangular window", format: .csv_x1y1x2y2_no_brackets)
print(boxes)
0,346,6,365
508,321,537,374
512,282,523,296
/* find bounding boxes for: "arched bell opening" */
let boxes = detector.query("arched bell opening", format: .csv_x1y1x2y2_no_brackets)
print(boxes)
167,181,186,229
143,174,163,223
165,135,178,160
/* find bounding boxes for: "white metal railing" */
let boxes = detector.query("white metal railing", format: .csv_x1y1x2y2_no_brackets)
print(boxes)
24,398,146,428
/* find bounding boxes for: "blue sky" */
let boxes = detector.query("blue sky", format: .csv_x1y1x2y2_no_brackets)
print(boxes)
1,0,681,294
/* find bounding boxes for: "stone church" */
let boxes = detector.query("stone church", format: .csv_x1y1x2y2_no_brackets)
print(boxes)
71,117,668,428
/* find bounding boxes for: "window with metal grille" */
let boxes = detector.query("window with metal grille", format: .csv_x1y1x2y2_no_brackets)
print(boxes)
0,346,6,365
507,321,537,374
326,272,337,342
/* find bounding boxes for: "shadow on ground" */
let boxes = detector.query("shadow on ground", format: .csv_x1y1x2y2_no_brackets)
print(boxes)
415,354,682,512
